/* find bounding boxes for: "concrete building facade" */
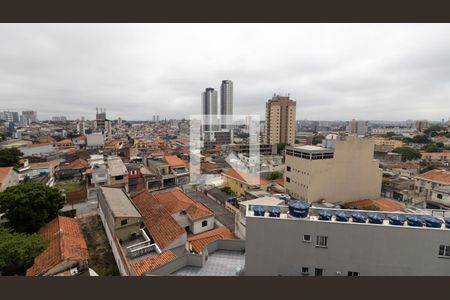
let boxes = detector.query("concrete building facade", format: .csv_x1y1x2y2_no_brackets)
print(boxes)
284,134,382,204
220,80,233,129
245,205,450,276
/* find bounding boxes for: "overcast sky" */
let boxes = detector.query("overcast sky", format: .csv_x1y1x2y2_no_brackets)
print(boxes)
1,24,450,122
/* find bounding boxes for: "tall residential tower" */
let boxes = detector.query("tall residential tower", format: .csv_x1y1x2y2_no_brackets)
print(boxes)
265,94,296,145
201,88,219,131
220,80,233,128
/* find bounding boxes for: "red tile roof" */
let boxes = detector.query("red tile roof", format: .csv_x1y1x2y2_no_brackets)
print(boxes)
37,136,56,144
26,216,89,276
56,139,73,145
130,251,176,276
29,160,61,170
187,227,236,254
164,155,185,168
415,169,450,185
131,191,185,249
68,158,89,169
342,198,405,212
26,142,53,148
153,188,213,221
0,167,13,185
222,169,270,186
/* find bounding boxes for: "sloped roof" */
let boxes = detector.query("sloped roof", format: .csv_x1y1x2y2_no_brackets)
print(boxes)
130,251,176,276
0,167,13,184
222,169,270,186
415,169,450,185
56,139,73,145
342,198,405,212
131,191,185,249
153,189,213,221
29,160,61,170
187,227,236,254
37,136,56,143
68,158,89,169
164,155,185,168
26,216,89,276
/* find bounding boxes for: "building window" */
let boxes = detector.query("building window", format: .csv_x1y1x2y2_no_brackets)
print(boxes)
439,245,450,257
316,236,328,248
287,166,291,172
303,234,311,242
301,267,309,275
315,268,324,276
286,177,291,183
437,194,443,199
115,175,124,180
348,271,359,276
120,219,128,226
240,183,243,188
202,220,208,227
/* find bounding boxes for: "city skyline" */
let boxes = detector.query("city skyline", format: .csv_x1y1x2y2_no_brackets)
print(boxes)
1,24,450,121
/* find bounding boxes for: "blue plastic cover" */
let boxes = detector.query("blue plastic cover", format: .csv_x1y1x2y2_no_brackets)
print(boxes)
288,200,310,218
406,215,424,227
351,212,367,223
318,210,332,221
368,213,384,224
335,211,349,222
388,214,406,226
268,206,281,217
253,206,266,216
424,216,443,228
444,218,450,228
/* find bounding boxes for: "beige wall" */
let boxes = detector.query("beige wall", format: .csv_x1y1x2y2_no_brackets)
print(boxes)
285,137,382,204
114,216,142,242
372,138,403,148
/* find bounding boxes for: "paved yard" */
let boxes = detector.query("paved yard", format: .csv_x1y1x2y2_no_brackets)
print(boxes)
186,190,236,232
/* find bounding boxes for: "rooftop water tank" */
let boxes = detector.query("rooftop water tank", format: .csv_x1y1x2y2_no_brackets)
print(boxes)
288,200,310,218
444,218,450,229
388,214,406,226
351,212,367,223
268,207,281,218
253,206,265,217
318,210,332,221
424,216,443,228
335,211,349,222
406,215,424,227
368,213,384,224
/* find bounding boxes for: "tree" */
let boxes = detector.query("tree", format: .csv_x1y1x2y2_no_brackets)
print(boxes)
312,134,325,145
0,183,65,233
411,135,431,144
0,148,23,167
423,125,445,136
277,143,288,153
220,186,236,196
0,133,5,142
269,171,282,180
0,225,48,275
392,147,422,161
421,144,441,153
384,132,396,138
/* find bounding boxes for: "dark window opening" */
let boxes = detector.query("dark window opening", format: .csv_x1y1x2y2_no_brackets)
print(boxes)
202,220,208,227
120,219,128,226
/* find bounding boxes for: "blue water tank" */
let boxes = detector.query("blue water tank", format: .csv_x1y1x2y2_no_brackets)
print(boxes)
288,200,310,218
268,207,281,218
335,211,349,222
253,206,265,216
318,210,332,221
388,214,406,226
368,213,384,224
444,218,450,229
352,212,367,223
424,216,443,228
406,215,424,227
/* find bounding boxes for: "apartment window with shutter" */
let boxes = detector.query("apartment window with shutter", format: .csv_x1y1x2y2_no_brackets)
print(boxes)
286,177,291,183
301,267,309,275
314,268,324,276
316,236,328,248
348,271,359,276
303,234,311,242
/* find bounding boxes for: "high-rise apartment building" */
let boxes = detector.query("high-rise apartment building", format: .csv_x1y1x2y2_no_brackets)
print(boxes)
346,119,368,136
415,120,429,132
201,88,219,131
52,116,67,122
220,80,233,129
284,134,382,204
265,94,296,145
94,108,112,140
22,111,37,123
